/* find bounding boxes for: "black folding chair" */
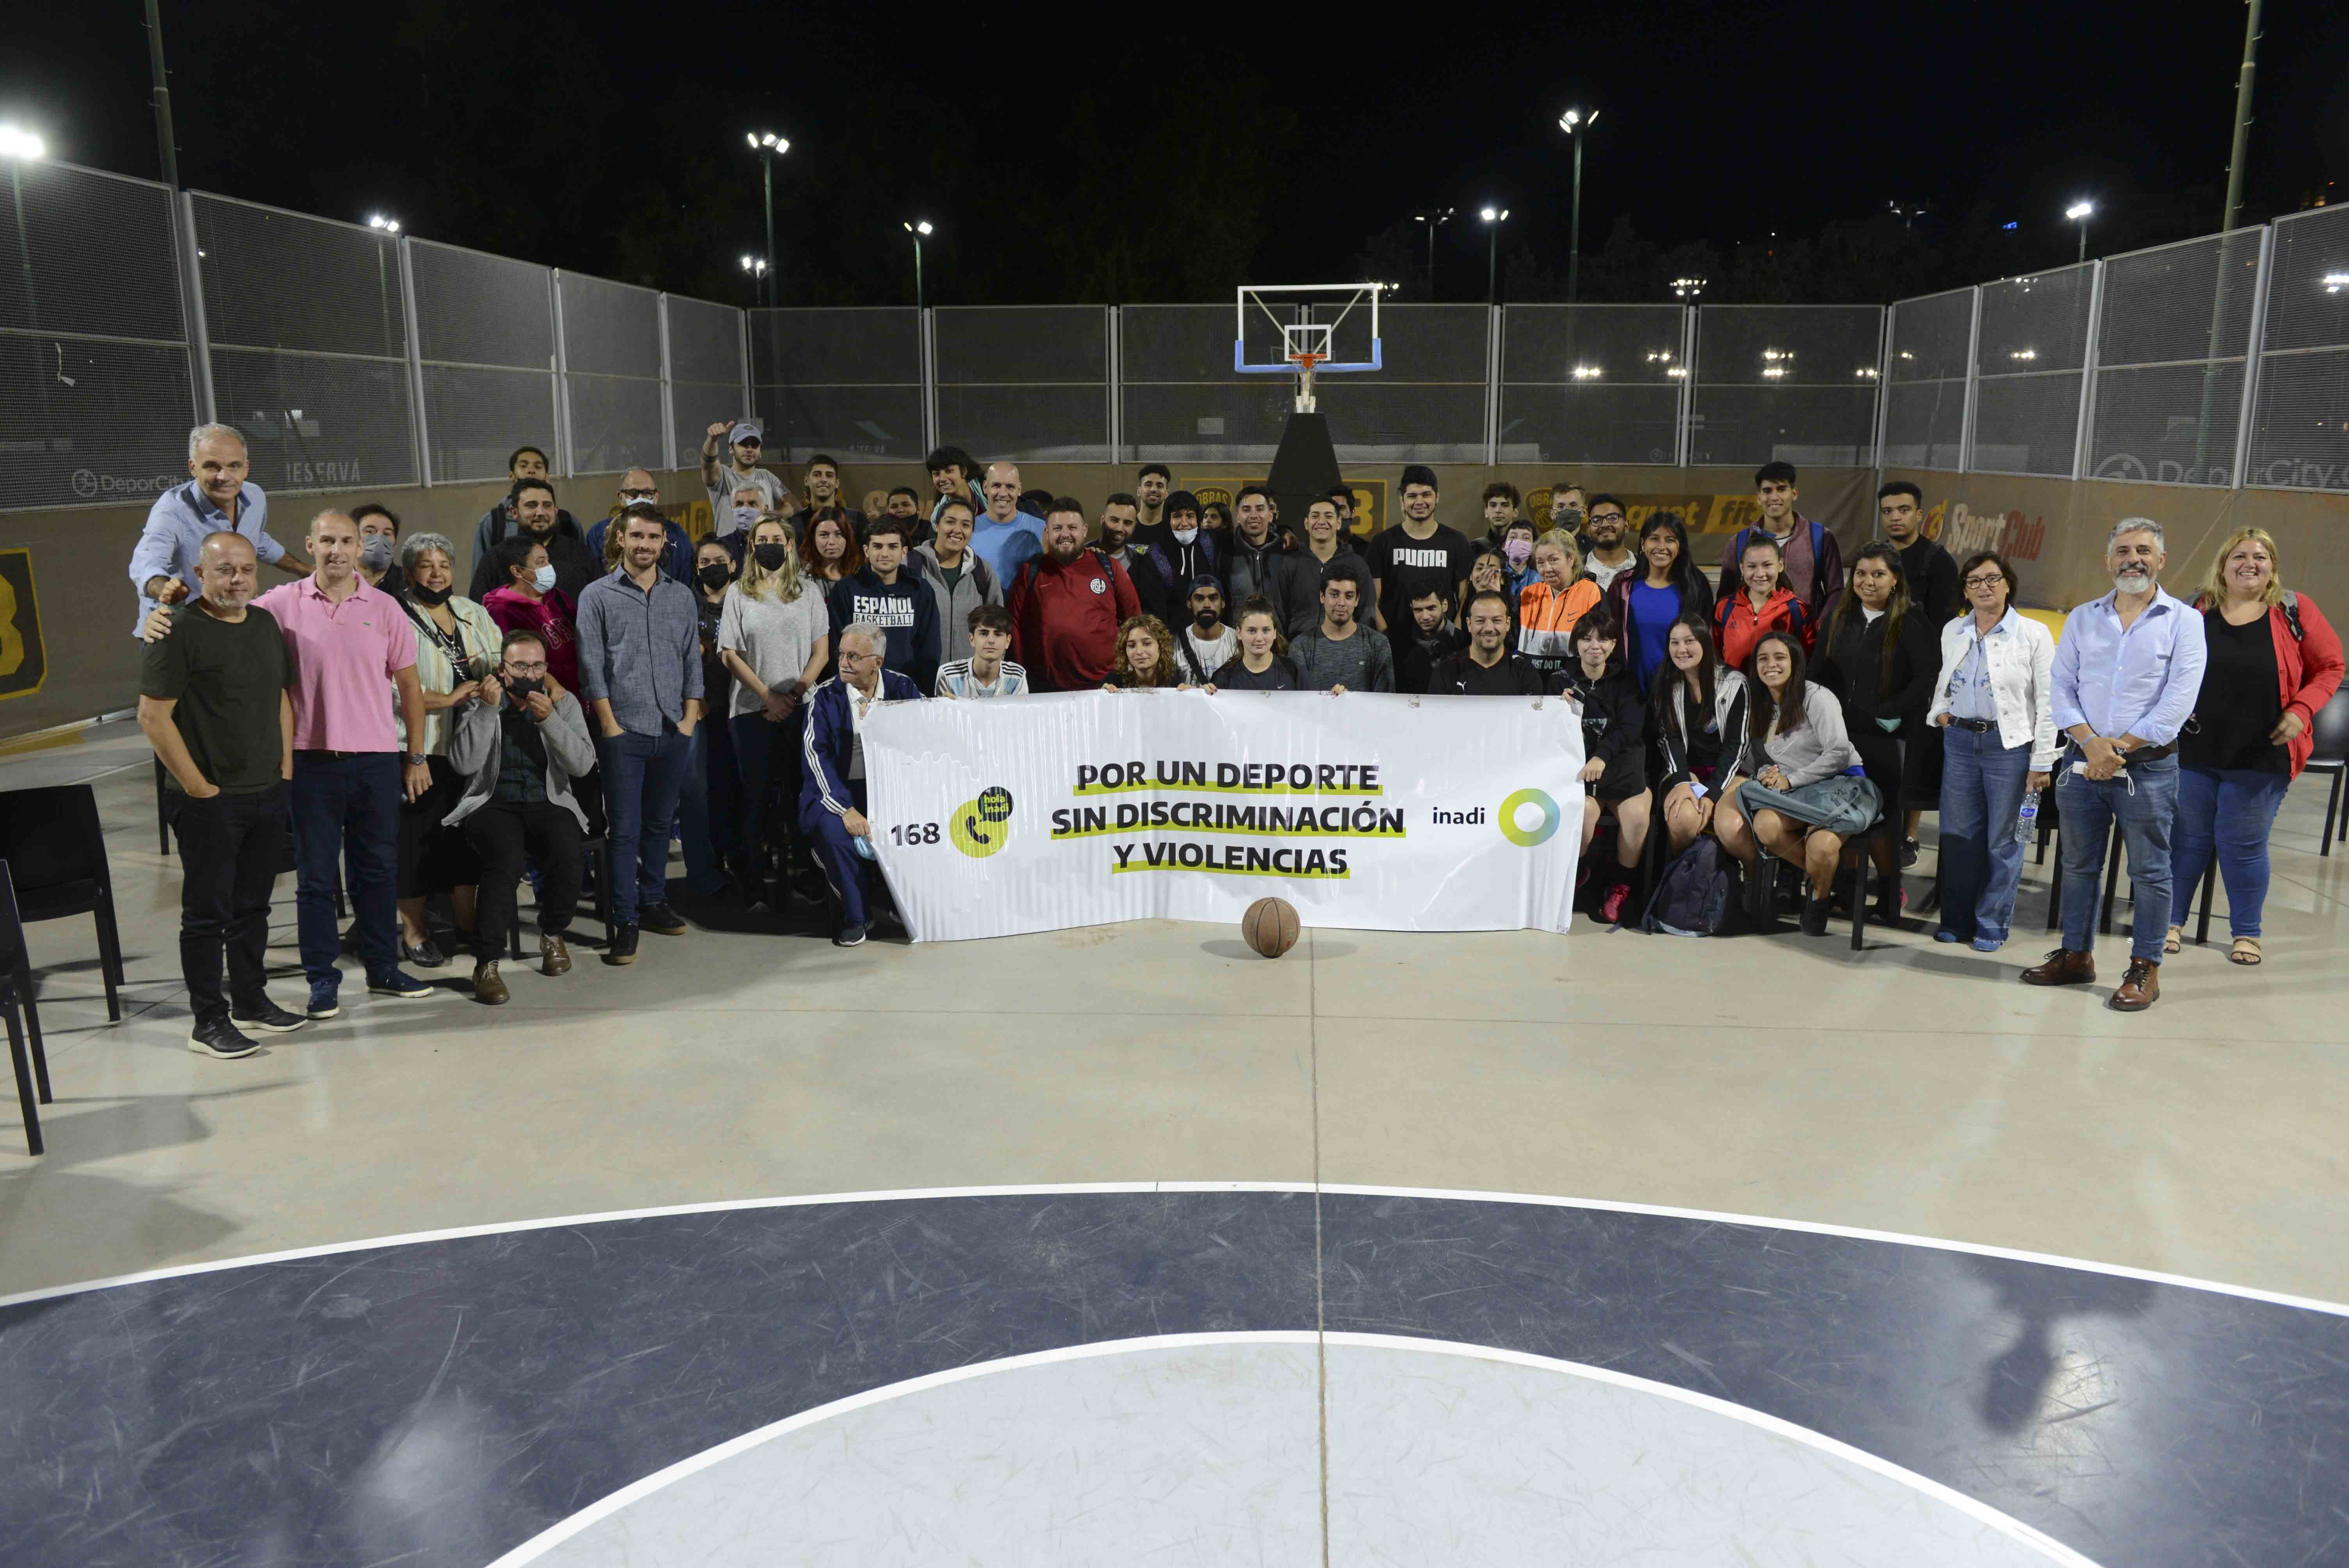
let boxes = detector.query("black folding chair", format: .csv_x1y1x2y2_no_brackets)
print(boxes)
0,862,50,1156
0,783,125,1022
507,835,613,959
2306,685,2349,857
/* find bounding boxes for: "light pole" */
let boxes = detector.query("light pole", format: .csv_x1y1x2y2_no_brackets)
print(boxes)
2222,0,2264,230
1671,277,1707,302
1410,208,1453,298
1556,109,1596,304
745,132,788,306
2065,200,2094,264
366,213,400,234
1479,206,1509,306
740,254,768,306
903,221,932,310
142,0,179,188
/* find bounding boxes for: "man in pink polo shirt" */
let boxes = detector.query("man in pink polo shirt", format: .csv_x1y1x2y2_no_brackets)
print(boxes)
152,509,436,1018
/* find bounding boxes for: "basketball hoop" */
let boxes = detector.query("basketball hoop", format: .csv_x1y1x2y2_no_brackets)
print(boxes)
1234,283,1386,412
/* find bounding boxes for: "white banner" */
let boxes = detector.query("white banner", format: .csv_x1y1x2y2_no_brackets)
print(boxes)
863,690,1585,941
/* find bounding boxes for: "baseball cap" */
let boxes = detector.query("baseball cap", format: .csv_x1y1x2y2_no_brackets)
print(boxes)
728,421,763,447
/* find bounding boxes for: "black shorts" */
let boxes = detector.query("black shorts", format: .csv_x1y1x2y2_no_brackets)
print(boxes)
1584,750,1649,804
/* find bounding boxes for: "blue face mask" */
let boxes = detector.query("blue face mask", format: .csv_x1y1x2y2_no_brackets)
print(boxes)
733,506,762,534
531,564,557,593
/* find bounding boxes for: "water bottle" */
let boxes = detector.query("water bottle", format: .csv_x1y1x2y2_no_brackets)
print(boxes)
2013,791,2039,844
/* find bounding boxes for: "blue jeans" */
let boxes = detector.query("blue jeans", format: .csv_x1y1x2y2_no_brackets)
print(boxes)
291,752,401,986
598,724,693,925
675,720,734,898
2169,766,2289,939
1937,724,2033,945
2057,752,2179,962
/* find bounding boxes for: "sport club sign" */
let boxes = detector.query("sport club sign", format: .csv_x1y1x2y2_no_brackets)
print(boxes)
861,691,1586,941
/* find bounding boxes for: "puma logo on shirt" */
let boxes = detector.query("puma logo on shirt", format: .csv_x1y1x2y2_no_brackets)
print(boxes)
1391,548,1452,568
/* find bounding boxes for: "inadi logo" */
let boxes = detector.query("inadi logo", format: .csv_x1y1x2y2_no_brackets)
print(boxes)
1498,788,1561,848
1431,805,1486,825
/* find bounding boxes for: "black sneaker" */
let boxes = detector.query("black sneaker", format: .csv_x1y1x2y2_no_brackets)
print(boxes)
187,1017,260,1060
232,1001,310,1035
366,969,436,999
1900,837,1921,869
639,903,688,936
603,924,640,964
306,980,342,1020
1799,890,1832,937
832,922,867,948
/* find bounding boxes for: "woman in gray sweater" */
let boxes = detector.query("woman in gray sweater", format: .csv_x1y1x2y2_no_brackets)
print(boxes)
1713,630,1878,935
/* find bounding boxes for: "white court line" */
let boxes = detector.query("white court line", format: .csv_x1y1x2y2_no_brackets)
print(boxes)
478,1329,2103,1568
1,1178,2343,1320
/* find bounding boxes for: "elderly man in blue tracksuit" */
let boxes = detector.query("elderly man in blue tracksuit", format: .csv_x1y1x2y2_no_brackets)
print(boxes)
800,618,923,947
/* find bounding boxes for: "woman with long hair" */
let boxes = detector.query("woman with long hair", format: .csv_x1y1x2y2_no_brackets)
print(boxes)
1712,533,1813,670
1561,608,1650,923
718,517,831,909
679,536,740,902
1517,529,1602,676
1813,542,1939,927
1648,612,1747,856
2167,527,2345,964
1105,614,1189,690
389,531,496,966
1926,550,2055,951
1604,511,1715,690
1207,597,1302,691
799,508,864,585
1715,631,1875,937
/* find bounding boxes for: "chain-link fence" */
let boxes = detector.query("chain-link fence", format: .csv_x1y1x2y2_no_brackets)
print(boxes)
1498,305,1684,465
11,157,2349,508
1689,305,1883,466
2248,204,2349,494
749,307,923,462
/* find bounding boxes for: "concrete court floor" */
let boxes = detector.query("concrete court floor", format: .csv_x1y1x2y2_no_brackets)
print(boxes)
1,720,2344,1305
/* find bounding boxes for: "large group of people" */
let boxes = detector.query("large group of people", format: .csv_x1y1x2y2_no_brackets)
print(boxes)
124,419,2343,1053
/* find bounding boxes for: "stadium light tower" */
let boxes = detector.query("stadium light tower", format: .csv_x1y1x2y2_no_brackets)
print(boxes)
1556,109,1597,303
746,131,789,306
2065,200,2094,264
1410,208,1453,296
366,213,400,234
1479,206,1509,305
903,221,933,310
0,125,45,160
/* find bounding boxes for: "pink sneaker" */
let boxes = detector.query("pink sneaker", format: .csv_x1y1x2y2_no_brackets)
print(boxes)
1597,882,1630,925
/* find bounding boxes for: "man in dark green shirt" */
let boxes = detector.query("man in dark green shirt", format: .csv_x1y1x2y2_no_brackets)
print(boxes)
137,531,307,1059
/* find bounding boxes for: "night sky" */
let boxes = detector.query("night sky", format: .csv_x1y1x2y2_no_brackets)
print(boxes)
8,2,2346,306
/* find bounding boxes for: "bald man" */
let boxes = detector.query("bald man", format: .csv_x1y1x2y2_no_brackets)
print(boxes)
968,461,1044,581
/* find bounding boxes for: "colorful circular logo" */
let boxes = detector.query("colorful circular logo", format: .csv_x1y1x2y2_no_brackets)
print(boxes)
950,786,1014,858
1498,788,1561,847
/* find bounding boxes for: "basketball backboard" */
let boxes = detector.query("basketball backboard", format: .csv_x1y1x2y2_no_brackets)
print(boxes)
1235,283,1387,411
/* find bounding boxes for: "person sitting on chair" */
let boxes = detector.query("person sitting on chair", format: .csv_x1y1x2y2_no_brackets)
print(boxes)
1559,608,1650,925
1649,613,1748,858
1713,631,1876,938
442,629,595,1005
801,622,923,947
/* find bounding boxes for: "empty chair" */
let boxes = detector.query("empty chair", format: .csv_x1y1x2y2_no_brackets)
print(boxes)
0,783,125,1022
2308,684,2349,857
0,861,50,1156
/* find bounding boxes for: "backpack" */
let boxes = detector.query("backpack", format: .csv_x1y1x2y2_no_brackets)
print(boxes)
1641,836,1741,937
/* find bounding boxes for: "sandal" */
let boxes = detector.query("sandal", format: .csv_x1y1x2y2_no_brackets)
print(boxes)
2230,937,2262,966
2163,925,2182,955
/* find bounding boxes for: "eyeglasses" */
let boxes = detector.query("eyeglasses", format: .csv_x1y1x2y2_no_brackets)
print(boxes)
504,661,548,676
1964,573,2007,589
619,488,658,501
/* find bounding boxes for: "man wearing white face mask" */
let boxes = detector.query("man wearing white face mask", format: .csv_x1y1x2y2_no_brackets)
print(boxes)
1134,489,1221,624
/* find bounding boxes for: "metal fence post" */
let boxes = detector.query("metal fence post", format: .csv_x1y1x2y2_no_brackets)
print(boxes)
2070,261,2105,480
1957,286,1983,474
550,271,572,478
1675,306,1697,467
656,294,676,472
1870,304,1892,481
1106,305,1121,464
176,191,215,424
738,307,753,433
2232,223,2275,489
1484,305,1502,465
920,307,939,457
397,234,430,486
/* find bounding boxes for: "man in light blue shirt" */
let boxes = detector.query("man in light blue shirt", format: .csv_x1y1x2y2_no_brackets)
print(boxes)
968,461,1045,583
2025,518,2207,1010
127,424,310,635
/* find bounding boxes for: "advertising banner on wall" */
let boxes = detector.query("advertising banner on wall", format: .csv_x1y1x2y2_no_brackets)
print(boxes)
863,691,1586,942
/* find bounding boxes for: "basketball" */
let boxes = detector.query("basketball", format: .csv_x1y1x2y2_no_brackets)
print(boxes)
1241,897,1300,959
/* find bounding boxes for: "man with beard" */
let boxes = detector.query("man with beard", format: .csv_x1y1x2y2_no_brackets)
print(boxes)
2023,519,2206,1012
1174,576,1238,684
1394,587,1466,695
1365,465,1475,634
1579,494,1639,593
469,446,583,577
1132,463,1173,547
1134,489,1222,623
1430,590,1552,696
1222,484,1292,607
1290,571,1395,694
1278,495,1376,637
1007,499,1140,690
467,478,597,604
1093,492,1150,575
1878,479,1962,859
701,421,789,532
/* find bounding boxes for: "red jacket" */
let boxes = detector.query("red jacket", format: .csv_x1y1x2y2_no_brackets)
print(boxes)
1713,587,1813,673
1008,549,1141,691
2196,593,2345,778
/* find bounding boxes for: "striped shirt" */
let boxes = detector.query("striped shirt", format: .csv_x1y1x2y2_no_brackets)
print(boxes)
934,658,1029,698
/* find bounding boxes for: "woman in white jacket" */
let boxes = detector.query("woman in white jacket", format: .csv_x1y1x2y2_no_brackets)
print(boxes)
1927,551,2056,951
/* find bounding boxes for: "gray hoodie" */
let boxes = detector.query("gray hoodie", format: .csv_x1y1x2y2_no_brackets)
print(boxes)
914,542,1003,665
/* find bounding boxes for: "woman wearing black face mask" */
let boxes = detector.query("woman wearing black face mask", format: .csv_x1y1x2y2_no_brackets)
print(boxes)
390,531,498,967
677,539,741,903
718,517,831,910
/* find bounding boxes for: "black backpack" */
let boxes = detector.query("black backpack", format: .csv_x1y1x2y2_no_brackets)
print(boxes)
1641,837,1741,937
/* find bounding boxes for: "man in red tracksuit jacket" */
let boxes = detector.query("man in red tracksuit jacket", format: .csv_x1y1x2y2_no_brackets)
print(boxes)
1007,500,1141,691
